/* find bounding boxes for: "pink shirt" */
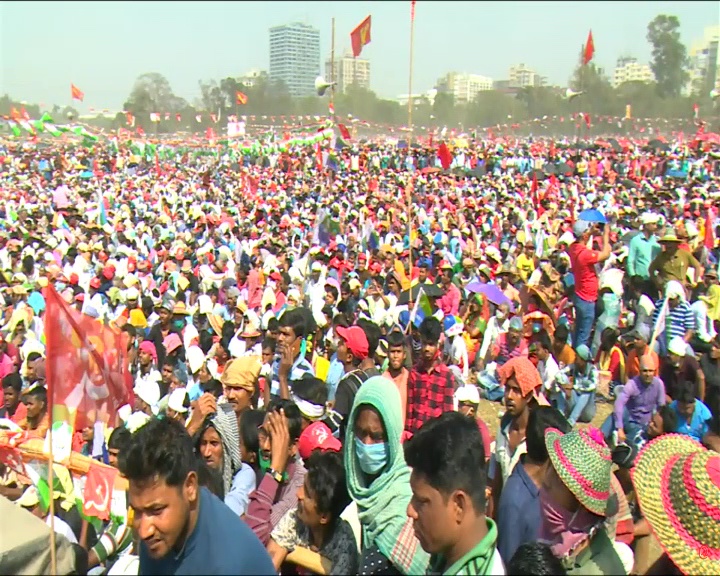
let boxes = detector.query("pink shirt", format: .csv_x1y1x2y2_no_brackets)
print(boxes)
437,283,461,316
383,368,409,426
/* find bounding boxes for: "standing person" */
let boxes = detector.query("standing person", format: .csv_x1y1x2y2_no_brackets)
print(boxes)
496,407,570,565
405,317,457,435
383,329,409,428
567,220,611,349
345,376,430,575
405,411,505,575
488,356,546,517
627,213,661,281
271,309,314,401
119,417,275,574
332,325,371,435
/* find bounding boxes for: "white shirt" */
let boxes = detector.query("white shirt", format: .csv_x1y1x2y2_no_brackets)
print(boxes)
537,355,560,393
45,514,78,544
692,299,717,343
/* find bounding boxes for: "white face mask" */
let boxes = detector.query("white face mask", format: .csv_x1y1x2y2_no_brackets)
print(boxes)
495,310,506,320
267,279,277,290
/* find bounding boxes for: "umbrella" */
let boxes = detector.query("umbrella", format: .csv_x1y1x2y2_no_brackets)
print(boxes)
578,209,607,224
421,166,441,175
556,162,573,175
543,163,558,175
398,283,443,305
465,282,512,307
530,168,546,180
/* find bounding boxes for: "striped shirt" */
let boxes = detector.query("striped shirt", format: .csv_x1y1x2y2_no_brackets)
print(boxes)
651,299,694,346
270,354,315,397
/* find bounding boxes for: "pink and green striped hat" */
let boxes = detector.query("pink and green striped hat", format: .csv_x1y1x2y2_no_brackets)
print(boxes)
544,426,612,516
632,434,719,575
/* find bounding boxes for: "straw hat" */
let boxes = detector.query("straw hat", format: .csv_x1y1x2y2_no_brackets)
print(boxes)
208,313,225,336
172,301,191,316
658,233,682,243
545,427,612,516
631,434,720,575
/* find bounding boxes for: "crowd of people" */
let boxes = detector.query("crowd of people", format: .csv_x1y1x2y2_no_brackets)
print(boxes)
0,128,719,575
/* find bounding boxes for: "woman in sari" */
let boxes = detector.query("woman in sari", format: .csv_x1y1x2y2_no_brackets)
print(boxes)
345,376,430,575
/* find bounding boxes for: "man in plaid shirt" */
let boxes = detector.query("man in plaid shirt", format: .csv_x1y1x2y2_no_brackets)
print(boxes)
405,317,458,434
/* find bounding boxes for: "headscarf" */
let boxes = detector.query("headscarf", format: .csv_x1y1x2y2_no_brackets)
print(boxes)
198,404,242,495
344,376,430,575
497,356,549,405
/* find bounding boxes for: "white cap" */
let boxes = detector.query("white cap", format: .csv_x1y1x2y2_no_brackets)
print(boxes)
454,384,480,405
186,345,205,374
167,388,189,413
640,212,660,225
133,380,160,413
126,287,140,300
311,261,322,272
667,336,688,357
197,294,213,315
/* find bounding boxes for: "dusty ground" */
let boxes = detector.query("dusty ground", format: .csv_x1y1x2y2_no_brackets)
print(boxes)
477,397,614,438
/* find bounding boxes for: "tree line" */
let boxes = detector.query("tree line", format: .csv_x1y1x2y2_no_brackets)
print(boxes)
1,14,718,136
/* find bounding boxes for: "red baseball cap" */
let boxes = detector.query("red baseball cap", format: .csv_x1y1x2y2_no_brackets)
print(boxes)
336,326,369,360
298,422,342,461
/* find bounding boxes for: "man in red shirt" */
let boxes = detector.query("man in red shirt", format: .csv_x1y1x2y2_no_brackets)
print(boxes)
405,317,457,434
567,220,611,348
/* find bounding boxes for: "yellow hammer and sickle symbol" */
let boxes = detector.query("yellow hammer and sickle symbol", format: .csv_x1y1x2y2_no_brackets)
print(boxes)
360,25,368,45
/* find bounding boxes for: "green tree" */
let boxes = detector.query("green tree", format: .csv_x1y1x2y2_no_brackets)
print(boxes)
647,15,690,98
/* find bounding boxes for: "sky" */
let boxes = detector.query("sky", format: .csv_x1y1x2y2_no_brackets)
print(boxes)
1,1,717,111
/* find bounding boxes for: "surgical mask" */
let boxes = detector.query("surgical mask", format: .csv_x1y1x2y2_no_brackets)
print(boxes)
354,437,388,475
173,319,186,331
495,310,506,320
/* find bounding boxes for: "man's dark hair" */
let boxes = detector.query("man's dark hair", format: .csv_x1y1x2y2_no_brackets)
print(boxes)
554,324,569,343
121,324,137,339
676,380,697,404
262,337,277,354
526,407,570,463
201,378,223,398
292,376,328,407
279,308,306,339
332,314,350,329
24,385,47,404
240,409,266,460
26,351,42,365
357,318,380,356
404,411,486,512
267,317,280,332
386,329,405,348
2,372,22,393
305,450,351,522
118,417,197,486
656,404,678,433
418,317,442,344
535,330,552,352
507,542,567,575
267,398,303,441
108,426,132,453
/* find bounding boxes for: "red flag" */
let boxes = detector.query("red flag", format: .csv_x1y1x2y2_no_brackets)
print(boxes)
71,83,85,102
350,15,372,58
583,30,595,65
20,107,30,121
236,91,248,105
44,285,133,432
176,113,181,122
438,142,452,170
530,172,539,209
583,113,591,128
125,112,135,127
705,207,715,250
337,123,352,141
83,462,117,521
411,0,416,22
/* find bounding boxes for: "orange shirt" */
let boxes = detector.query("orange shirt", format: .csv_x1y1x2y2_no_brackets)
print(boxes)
383,367,409,426
554,344,576,368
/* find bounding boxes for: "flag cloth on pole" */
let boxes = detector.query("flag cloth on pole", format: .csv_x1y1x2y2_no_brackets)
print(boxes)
704,206,715,250
83,462,117,521
350,15,372,58
236,91,248,105
71,83,85,102
583,30,595,65
411,0,416,21
408,287,432,328
438,142,452,170
6,120,22,137
44,284,133,433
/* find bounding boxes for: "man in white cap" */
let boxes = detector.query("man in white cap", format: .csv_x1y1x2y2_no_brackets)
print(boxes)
627,213,661,281
567,219,611,349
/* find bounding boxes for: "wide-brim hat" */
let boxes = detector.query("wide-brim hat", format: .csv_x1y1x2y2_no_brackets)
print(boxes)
545,427,612,516
207,313,225,336
658,234,682,243
631,434,720,575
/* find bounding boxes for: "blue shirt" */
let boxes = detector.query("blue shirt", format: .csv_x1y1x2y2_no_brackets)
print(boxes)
627,233,661,279
139,487,275,575
495,456,541,565
224,463,257,517
671,399,713,442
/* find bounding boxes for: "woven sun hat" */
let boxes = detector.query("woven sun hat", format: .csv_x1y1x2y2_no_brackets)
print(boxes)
631,434,719,575
545,426,612,516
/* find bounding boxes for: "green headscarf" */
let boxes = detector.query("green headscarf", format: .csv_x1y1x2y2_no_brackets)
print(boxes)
344,376,430,575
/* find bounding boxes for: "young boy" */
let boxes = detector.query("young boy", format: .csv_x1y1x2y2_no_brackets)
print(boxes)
382,329,409,426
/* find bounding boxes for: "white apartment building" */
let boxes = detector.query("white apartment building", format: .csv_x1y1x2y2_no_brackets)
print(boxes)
688,25,720,93
509,63,541,88
612,57,655,88
435,72,493,103
324,50,371,94
238,69,267,88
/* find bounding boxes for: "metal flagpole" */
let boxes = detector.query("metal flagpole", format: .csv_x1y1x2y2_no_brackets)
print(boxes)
330,17,336,108
407,1,416,143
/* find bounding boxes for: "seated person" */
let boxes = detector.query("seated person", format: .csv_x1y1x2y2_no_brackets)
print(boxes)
552,344,598,426
670,379,713,442
267,450,359,574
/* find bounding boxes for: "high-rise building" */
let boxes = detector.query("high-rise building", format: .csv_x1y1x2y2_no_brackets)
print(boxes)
269,22,320,98
688,25,720,94
435,72,493,103
508,64,545,88
324,50,371,94
612,57,655,88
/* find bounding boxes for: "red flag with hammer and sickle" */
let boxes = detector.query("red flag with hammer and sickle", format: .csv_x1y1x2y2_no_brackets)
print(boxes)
83,462,117,520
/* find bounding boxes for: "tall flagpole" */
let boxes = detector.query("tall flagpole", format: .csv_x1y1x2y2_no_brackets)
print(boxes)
407,0,416,143
330,17,336,108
